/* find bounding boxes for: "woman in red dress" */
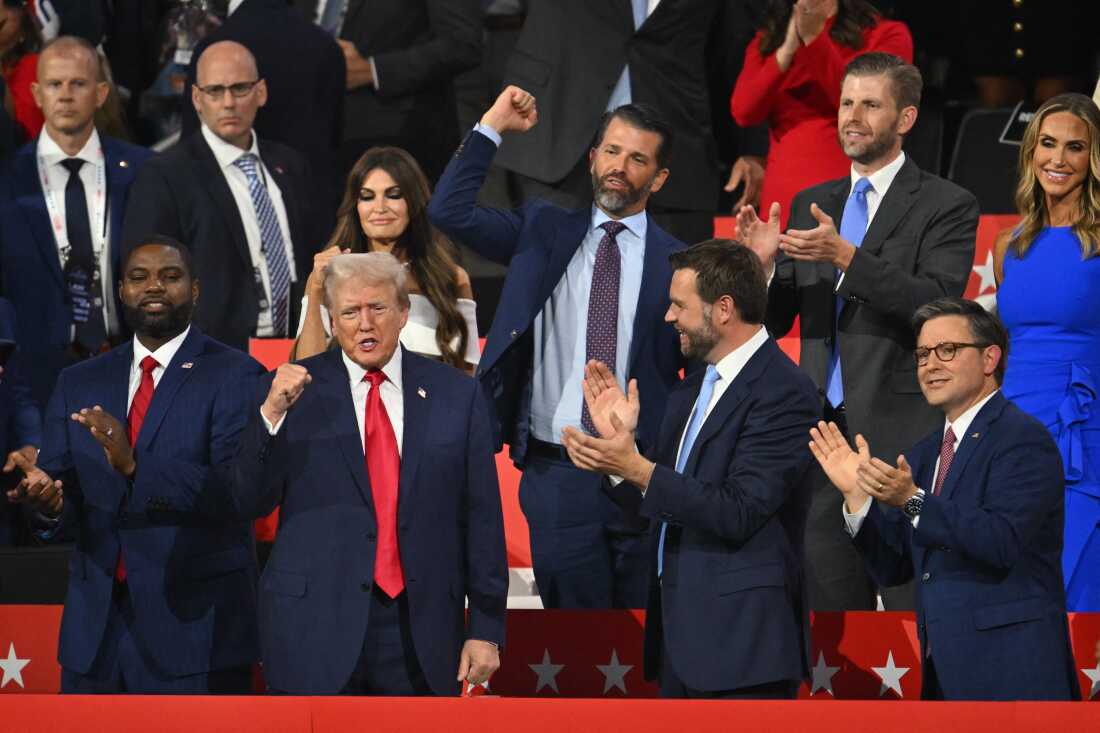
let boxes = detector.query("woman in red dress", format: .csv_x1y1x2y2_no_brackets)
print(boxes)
731,0,911,228
0,0,42,141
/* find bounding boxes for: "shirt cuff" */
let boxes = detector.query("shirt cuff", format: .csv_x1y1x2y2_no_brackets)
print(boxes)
473,122,503,147
834,272,846,292
369,56,379,90
261,410,285,435
842,495,872,537
766,261,776,287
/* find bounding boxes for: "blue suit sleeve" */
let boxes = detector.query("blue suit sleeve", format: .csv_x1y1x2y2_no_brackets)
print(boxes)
463,381,508,648
226,372,288,520
35,370,81,542
427,130,525,265
853,500,915,587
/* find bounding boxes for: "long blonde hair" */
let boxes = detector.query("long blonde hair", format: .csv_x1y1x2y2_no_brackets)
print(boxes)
1010,93,1100,259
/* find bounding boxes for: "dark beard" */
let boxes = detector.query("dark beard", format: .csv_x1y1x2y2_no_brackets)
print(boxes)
679,314,719,361
122,300,193,341
839,126,899,167
591,170,654,216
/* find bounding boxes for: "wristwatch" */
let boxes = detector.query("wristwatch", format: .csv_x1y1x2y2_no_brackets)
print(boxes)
902,488,926,519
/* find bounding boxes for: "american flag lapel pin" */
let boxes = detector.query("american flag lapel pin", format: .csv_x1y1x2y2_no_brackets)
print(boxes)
119,160,128,168
181,362,194,369
274,164,285,175
970,432,980,439
417,387,427,399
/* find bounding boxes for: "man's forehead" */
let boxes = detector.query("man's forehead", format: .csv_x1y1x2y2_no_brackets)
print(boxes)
600,119,659,154
918,315,970,344
841,74,892,100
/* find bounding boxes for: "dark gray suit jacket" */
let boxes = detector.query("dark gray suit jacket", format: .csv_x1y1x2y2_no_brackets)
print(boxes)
765,157,979,463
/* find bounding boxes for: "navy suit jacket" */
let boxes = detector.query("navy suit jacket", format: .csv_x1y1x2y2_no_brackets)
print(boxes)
39,327,265,677
0,297,41,545
631,337,819,691
0,136,151,407
428,129,687,463
854,392,1079,700
230,347,508,695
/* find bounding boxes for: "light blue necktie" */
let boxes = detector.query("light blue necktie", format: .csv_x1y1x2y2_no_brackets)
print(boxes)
605,0,649,111
233,153,292,336
658,364,720,577
825,177,872,408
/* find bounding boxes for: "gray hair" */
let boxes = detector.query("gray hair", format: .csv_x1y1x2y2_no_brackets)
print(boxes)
323,252,410,310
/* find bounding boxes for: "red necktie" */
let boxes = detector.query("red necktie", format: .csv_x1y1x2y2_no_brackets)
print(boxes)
364,370,404,597
932,426,956,496
116,356,158,582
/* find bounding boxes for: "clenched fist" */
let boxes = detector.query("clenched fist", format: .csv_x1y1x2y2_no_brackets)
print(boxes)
262,364,312,427
480,85,538,135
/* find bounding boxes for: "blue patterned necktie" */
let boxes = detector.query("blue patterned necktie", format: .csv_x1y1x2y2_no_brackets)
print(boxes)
825,177,872,408
233,153,291,336
658,364,721,576
581,221,625,435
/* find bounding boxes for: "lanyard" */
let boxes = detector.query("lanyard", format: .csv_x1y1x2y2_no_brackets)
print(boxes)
37,146,109,269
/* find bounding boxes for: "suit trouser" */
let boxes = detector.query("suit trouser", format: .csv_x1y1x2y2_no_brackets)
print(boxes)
804,404,915,611
520,446,649,608
658,636,799,699
61,583,252,694
338,587,433,696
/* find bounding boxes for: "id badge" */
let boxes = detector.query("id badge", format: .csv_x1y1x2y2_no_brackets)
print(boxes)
64,260,96,324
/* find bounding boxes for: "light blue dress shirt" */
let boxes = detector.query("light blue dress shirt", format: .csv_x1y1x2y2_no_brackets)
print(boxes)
472,123,646,443
606,0,650,111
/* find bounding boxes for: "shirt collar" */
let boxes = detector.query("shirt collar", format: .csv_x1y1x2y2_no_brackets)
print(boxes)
341,344,404,393
590,205,648,244
132,325,191,371
850,150,906,198
201,122,260,171
37,127,103,167
711,325,769,385
228,0,246,14
945,389,999,444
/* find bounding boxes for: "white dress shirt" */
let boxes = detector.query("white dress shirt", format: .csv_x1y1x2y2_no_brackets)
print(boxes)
128,327,191,412
200,124,297,337
843,389,1000,535
37,127,118,336
265,345,405,456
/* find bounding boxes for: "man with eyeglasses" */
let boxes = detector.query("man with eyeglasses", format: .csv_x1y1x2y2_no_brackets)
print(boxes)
809,297,1079,701
121,40,322,352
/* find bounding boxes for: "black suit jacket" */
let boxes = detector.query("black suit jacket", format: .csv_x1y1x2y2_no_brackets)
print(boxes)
181,0,345,211
765,157,979,463
630,337,819,691
317,0,481,180
495,0,749,212
120,132,321,351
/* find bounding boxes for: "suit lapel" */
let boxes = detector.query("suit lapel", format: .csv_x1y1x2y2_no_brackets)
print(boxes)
683,337,776,474
106,341,133,432
134,328,204,451
322,349,376,512
396,349,430,520
538,208,590,309
661,370,701,466
858,158,920,258
938,393,1005,502
627,216,668,374
341,0,366,31
12,146,65,288
103,139,138,277
192,134,253,271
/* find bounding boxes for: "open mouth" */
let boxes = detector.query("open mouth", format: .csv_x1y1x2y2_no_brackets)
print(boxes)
140,300,169,313
1042,169,1071,184
357,337,379,352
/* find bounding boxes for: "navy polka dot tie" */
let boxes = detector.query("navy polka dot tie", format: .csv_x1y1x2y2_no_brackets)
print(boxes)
582,221,625,435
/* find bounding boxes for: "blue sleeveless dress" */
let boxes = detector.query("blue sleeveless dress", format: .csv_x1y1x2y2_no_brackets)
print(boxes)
1000,226,1100,611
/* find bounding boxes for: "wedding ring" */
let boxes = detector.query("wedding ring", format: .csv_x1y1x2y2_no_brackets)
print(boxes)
877,482,884,490
106,427,114,437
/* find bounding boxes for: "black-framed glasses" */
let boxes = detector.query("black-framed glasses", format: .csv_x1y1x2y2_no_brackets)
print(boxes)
194,79,262,99
913,341,989,366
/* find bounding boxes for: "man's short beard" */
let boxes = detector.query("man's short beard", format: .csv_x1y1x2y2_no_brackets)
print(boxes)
591,170,655,216
679,305,720,361
122,301,193,341
839,125,900,167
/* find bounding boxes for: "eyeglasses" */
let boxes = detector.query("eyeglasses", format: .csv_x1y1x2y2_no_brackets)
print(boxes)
194,80,262,99
913,341,989,366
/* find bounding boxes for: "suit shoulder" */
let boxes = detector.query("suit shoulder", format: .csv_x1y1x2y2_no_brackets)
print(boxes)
198,336,266,375
760,342,818,398
411,352,478,392
261,139,306,168
996,399,1057,444
792,176,847,207
915,167,978,209
104,137,152,163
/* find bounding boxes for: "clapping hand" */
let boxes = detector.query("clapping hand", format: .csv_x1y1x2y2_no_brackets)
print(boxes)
5,450,63,517
580,360,638,438
778,203,856,270
72,406,135,477
736,201,782,272
808,421,871,510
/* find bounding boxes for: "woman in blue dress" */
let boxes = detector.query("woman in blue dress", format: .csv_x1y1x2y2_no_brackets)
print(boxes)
994,93,1100,611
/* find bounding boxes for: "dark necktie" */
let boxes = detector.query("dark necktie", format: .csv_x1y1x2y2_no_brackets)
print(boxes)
932,426,956,496
61,158,107,352
364,370,404,597
582,221,625,435
117,355,158,582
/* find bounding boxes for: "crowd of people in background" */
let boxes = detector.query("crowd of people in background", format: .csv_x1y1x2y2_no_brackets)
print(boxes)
0,0,1097,701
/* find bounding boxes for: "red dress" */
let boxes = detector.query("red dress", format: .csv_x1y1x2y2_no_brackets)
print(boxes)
3,53,44,141
731,18,912,228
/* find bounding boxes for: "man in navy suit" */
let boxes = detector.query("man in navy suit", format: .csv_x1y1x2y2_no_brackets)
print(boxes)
562,241,819,698
0,297,42,546
0,36,151,408
230,252,507,695
9,236,265,693
428,85,686,609
810,297,1079,700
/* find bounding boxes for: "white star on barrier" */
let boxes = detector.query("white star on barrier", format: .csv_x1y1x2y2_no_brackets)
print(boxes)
972,251,997,294
1082,662,1100,700
872,651,909,698
810,651,840,696
596,649,633,695
528,649,565,694
0,643,29,689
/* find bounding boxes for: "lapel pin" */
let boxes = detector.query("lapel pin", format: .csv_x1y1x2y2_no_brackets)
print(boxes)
181,362,194,369
274,165,285,175
970,432,980,439
119,160,128,168
417,387,427,399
